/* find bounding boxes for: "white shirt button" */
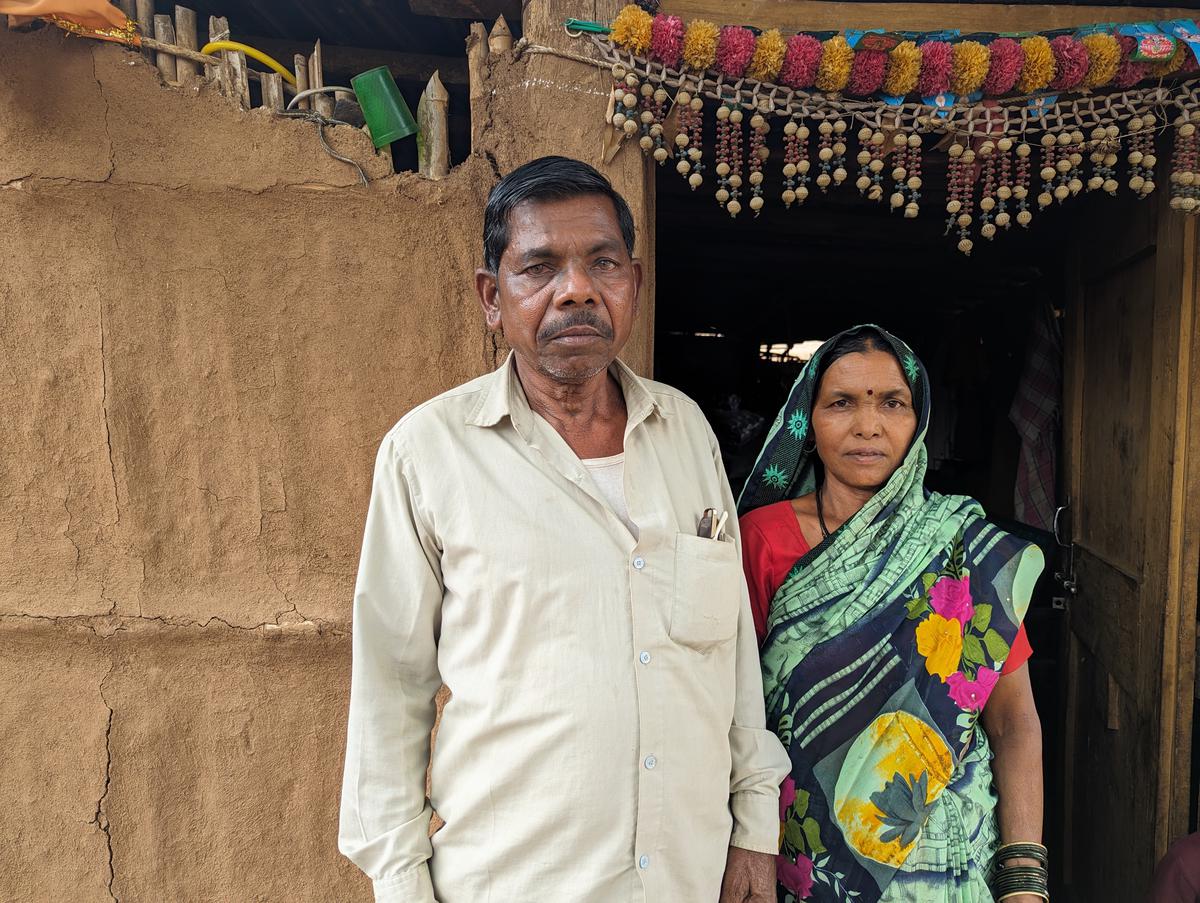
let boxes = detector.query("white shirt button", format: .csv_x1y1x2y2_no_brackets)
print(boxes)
633,556,645,570
639,855,650,869
644,754,657,770
639,651,651,665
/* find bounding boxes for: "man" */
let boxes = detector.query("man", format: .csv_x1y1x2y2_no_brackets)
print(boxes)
338,156,790,902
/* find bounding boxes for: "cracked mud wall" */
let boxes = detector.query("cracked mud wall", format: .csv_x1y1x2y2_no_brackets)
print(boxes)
1,13,653,901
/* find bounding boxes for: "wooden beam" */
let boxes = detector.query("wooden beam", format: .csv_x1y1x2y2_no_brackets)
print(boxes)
466,22,488,153
240,35,468,86
661,1,1200,33
418,71,451,179
489,14,513,54
153,15,177,83
261,71,285,112
173,6,200,87
135,0,153,60
409,0,521,19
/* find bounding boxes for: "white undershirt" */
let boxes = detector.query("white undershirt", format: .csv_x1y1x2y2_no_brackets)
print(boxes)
581,453,638,538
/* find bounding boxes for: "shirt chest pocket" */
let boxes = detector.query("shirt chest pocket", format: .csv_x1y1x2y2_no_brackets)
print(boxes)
670,533,741,650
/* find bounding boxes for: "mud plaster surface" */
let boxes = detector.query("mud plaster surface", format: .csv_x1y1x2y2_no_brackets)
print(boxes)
1,16,654,900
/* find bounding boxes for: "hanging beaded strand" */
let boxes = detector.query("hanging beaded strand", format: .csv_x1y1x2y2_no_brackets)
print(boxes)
945,141,964,235
816,118,835,191
1127,112,1158,199
1170,112,1200,213
979,141,998,240
889,131,909,213
1038,132,1057,209
619,70,642,142
995,137,1014,229
1088,126,1117,193
674,89,705,190
748,105,770,215
782,119,811,207
832,119,849,188
1052,130,1072,204
904,132,923,219
1015,141,1034,226
947,141,978,254
715,102,746,217
856,126,885,203
638,83,670,164
1066,129,1085,198
609,65,636,138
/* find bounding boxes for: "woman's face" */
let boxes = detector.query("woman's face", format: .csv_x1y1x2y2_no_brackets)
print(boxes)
811,348,918,493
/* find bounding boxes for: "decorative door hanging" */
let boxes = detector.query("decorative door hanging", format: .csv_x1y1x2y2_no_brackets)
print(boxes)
585,6,1200,254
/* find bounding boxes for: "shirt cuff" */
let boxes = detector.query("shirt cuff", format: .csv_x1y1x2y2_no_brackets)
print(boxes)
373,863,435,903
729,790,782,855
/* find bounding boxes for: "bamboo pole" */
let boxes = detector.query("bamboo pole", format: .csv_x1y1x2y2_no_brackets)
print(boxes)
173,6,199,86
309,39,334,117
466,21,488,154
207,14,249,109
488,14,512,54
293,53,310,111
207,15,230,94
153,15,177,82
135,0,153,59
260,71,285,112
418,70,450,180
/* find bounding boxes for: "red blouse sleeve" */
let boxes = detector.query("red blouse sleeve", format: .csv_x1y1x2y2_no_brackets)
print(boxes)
739,502,812,647
740,516,776,647
1002,624,1033,675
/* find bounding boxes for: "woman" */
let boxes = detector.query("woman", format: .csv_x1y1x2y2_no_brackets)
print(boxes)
739,326,1047,903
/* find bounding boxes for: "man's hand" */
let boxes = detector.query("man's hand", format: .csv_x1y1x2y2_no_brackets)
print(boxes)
719,846,776,903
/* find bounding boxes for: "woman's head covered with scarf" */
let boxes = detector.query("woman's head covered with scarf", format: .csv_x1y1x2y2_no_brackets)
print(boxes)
738,324,929,518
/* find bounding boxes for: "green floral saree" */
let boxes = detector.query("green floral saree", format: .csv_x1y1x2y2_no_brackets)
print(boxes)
739,325,1044,902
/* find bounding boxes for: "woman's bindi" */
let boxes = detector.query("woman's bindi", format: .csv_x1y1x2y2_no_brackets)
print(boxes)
867,389,874,396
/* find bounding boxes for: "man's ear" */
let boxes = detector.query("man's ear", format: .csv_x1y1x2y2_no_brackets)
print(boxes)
631,258,643,320
475,268,502,332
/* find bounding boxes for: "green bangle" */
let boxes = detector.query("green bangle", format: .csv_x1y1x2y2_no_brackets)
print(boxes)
992,865,1049,897
996,842,1049,867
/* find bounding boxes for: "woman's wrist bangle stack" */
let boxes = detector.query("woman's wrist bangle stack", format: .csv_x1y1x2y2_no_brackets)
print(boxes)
992,842,1049,901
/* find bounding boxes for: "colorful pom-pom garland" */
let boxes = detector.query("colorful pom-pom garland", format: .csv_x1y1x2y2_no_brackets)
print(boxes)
596,6,1200,254
609,4,1200,99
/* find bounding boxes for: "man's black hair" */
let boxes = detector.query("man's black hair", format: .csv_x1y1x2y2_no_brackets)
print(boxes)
482,156,636,273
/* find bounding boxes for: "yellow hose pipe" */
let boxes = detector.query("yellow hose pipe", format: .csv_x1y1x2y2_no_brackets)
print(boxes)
200,40,297,86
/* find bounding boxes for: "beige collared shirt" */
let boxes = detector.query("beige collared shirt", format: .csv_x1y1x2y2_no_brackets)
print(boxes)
338,354,790,903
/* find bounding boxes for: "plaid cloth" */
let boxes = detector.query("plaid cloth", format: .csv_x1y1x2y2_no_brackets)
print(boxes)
1008,304,1062,532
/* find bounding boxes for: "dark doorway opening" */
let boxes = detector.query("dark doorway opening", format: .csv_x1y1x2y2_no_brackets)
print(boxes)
654,145,1077,892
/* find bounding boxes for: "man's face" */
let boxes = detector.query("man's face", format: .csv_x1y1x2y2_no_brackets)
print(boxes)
476,194,642,384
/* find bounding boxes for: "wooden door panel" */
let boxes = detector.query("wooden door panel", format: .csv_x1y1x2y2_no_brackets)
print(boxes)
1071,553,1140,701
1077,252,1153,577
1067,633,1158,895
1061,184,1199,901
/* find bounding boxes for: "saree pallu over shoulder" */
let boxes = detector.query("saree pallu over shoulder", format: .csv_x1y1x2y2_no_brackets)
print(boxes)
738,325,1044,903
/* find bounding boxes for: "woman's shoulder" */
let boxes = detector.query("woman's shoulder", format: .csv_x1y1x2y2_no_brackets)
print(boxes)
741,499,803,534
740,499,812,558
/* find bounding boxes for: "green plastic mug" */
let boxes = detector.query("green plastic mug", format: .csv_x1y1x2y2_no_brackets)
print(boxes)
350,66,417,148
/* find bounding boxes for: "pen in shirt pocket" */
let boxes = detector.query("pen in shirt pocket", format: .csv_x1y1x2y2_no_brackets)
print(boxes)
697,508,729,540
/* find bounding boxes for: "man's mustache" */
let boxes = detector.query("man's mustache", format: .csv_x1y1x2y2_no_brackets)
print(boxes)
537,310,614,343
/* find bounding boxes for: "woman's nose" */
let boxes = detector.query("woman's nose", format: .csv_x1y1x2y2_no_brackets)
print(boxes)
853,408,882,438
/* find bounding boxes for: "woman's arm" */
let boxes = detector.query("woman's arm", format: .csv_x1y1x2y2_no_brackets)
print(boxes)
981,662,1045,902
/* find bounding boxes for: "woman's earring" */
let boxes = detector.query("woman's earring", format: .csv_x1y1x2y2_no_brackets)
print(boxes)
802,438,816,454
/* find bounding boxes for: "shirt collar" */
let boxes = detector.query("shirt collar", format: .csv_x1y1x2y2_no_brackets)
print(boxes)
466,352,666,433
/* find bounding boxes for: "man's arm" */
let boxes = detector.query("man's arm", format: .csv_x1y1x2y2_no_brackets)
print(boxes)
710,434,791,852
711,432,791,902
339,434,444,903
